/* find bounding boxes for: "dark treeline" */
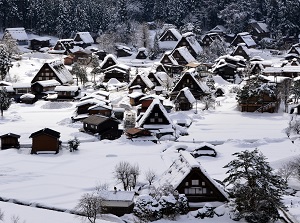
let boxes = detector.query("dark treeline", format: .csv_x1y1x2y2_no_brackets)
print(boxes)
1,0,300,40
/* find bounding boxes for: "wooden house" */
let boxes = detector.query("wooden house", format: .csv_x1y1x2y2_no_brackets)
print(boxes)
174,32,203,58
51,39,74,54
262,66,300,78
70,47,92,64
64,55,74,65
231,32,257,48
147,72,164,87
138,95,165,114
171,46,196,66
136,98,174,138
12,83,32,102
174,87,196,111
100,54,118,70
128,91,145,106
125,127,152,139
247,20,270,41
136,47,148,59
82,115,121,140
76,98,107,115
4,28,28,45
250,62,265,75
29,37,51,50
31,79,61,97
0,133,20,149
115,45,133,57
31,60,74,85
88,103,113,117
154,151,228,209
29,128,61,154
103,64,130,83
287,44,300,56
160,52,184,76
159,28,181,42
231,43,251,60
95,50,107,60
54,85,80,100
201,33,222,47
208,25,227,36
128,73,154,93
170,69,210,100
159,28,182,50
73,32,94,48
99,190,135,216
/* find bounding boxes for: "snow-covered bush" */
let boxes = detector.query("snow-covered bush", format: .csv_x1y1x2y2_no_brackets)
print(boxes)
159,195,177,219
190,203,214,219
68,137,80,152
133,194,162,222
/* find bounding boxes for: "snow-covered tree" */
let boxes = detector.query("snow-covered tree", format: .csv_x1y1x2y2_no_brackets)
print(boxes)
236,79,278,105
290,79,300,103
68,137,80,152
223,149,287,223
0,44,11,81
71,63,88,85
0,87,12,117
2,32,19,56
133,194,162,222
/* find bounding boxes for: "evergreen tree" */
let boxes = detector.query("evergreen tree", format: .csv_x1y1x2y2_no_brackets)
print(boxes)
72,63,88,85
2,32,19,56
291,80,300,103
0,87,11,117
0,44,11,81
223,149,287,223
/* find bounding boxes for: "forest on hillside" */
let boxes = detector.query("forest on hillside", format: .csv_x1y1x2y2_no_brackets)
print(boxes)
1,0,300,42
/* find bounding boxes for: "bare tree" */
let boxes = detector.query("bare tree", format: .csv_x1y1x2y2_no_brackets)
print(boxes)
129,163,140,189
145,169,157,186
277,162,296,182
114,161,140,191
75,192,106,223
114,161,132,191
0,208,4,221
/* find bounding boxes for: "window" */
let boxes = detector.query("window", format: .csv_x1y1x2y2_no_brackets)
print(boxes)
185,182,189,186
192,180,199,186
154,113,158,117
186,79,190,83
202,181,206,186
158,118,163,122
150,118,155,123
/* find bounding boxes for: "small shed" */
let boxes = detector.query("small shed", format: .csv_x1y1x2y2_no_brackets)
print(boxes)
30,37,51,50
100,190,135,216
29,128,61,154
82,115,121,140
0,133,20,149
136,47,148,59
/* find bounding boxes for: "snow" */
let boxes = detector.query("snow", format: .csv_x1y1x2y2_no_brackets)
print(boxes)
5,27,28,41
0,40,300,223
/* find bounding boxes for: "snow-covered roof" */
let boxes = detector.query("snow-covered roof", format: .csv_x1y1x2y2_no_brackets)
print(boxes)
88,103,112,111
34,79,61,87
159,28,182,41
100,54,118,68
5,27,28,41
137,98,173,128
54,85,79,92
234,32,256,47
74,32,94,44
180,32,203,55
263,66,300,74
155,150,228,199
209,25,227,33
46,60,74,84
76,98,105,107
99,191,135,202
177,87,196,104
174,46,196,63
128,91,145,99
12,83,31,88
30,37,51,41
128,73,154,89
160,51,179,65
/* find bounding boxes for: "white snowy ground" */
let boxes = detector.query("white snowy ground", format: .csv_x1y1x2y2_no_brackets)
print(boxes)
0,52,299,222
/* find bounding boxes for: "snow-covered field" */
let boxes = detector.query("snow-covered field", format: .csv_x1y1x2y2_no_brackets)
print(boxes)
0,51,300,223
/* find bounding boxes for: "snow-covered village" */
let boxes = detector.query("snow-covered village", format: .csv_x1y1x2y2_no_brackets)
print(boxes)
1,1,300,223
